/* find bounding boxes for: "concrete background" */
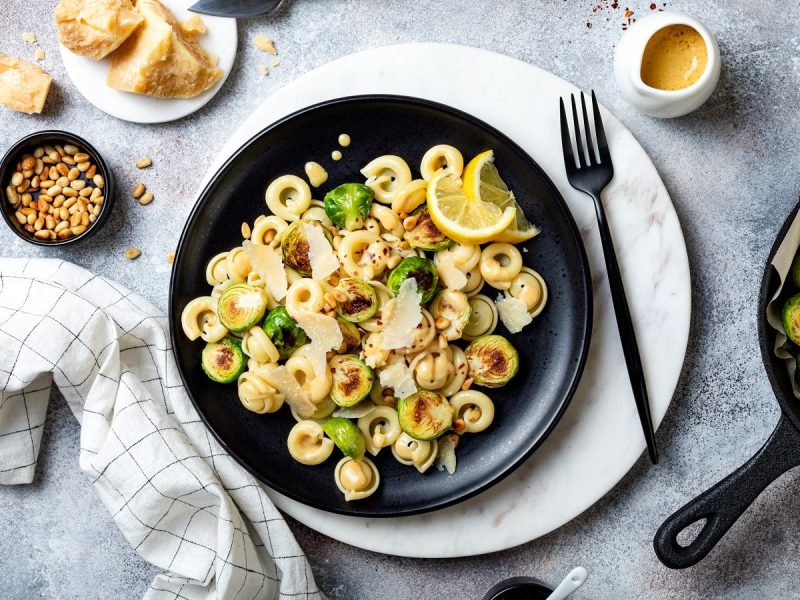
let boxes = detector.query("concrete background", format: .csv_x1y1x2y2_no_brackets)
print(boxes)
1,0,799,598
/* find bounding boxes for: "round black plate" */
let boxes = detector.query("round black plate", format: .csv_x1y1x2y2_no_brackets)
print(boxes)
170,95,592,517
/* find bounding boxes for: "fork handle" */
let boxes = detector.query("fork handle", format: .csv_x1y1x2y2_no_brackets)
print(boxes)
590,191,659,464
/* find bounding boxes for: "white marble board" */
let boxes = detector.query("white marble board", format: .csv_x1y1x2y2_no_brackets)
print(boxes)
198,43,691,558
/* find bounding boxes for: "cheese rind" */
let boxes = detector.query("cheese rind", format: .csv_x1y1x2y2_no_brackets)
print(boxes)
0,55,52,114
54,0,144,61
107,0,222,98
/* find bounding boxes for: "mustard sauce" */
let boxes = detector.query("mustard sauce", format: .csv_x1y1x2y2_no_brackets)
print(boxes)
640,24,708,91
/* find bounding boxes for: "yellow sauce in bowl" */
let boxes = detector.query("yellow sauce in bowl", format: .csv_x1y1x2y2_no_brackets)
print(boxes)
640,24,708,91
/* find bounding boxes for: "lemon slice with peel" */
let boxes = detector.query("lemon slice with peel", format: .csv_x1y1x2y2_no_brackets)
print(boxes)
462,150,541,244
427,173,516,245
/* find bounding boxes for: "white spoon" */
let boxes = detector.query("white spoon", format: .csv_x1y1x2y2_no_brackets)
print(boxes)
545,567,588,600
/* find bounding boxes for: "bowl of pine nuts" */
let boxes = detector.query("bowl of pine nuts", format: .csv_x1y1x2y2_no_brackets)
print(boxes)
1,130,114,245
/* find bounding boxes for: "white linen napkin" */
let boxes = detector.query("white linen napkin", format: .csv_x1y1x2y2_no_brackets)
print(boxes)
0,258,323,600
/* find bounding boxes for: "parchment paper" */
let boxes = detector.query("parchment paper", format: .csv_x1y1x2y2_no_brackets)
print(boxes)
765,202,800,397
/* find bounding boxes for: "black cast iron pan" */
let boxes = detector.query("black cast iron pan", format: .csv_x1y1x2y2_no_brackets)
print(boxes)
654,199,800,568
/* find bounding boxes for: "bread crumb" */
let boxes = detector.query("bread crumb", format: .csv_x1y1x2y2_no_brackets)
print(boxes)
181,15,207,35
34,48,45,61
258,65,270,76
271,59,280,67
22,32,37,44
253,34,277,55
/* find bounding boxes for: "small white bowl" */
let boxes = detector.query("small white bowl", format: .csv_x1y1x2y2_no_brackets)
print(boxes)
614,11,720,118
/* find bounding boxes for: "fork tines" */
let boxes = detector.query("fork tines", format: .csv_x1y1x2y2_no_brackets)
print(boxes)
559,91,611,173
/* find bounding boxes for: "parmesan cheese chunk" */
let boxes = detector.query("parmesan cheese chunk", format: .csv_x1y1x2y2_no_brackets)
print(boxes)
380,278,423,350
0,55,52,114
243,240,287,301
495,295,532,334
378,357,416,399
262,365,315,418
304,222,339,281
436,254,467,290
294,311,343,377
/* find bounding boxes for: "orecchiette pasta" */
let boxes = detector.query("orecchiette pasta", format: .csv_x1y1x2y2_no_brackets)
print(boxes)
302,205,333,228
334,456,380,500
285,279,325,318
238,365,284,414
181,296,228,343
241,326,280,364
399,309,437,355
265,174,312,221
337,230,383,280
436,243,481,272
251,214,288,245
409,344,455,390
462,294,498,341
361,331,392,368
507,267,548,317
392,433,438,473
286,354,332,403
450,390,495,433
287,420,334,465
225,246,252,283
358,406,402,456
390,179,427,214
440,345,468,397
463,266,485,296
290,396,337,422
420,144,464,181
360,155,412,204
479,243,523,290
206,251,230,286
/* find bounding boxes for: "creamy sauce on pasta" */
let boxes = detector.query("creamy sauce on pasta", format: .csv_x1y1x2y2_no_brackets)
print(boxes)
338,133,351,147
331,150,342,161
304,161,329,188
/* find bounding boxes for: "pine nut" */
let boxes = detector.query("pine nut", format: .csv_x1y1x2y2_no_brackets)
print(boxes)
34,159,44,174
91,187,102,200
94,196,104,206
69,179,85,190
6,186,19,205
139,192,154,205
77,161,90,172
88,213,96,223
17,180,30,193
55,145,66,157
48,185,62,197
63,197,77,209
60,207,69,220
62,187,78,197
34,229,50,240
56,163,69,177
93,174,104,188
70,213,81,227
387,254,402,269
131,183,146,198
135,156,152,169
56,176,69,187
34,217,44,231
68,167,80,180
241,222,251,238
81,212,89,226
45,215,55,230
124,248,141,260
30,176,39,189
167,251,175,264
40,180,53,189
57,228,73,239
86,164,96,178
11,172,23,186
55,220,68,232
63,145,78,155
71,225,87,235
73,152,90,163
62,155,75,166
33,147,44,158
26,213,35,225
14,211,26,224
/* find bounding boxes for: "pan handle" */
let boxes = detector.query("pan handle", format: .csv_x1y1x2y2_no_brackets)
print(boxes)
654,415,800,569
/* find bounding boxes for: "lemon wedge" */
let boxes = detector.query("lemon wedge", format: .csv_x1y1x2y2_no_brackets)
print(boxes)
427,173,516,245
462,150,541,244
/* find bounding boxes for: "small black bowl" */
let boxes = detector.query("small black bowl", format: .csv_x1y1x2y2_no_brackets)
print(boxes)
0,130,114,246
482,577,554,600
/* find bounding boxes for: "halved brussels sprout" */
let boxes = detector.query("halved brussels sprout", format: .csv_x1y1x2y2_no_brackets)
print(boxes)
217,284,268,333
201,338,246,384
387,256,438,304
280,219,332,275
430,289,472,340
792,254,800,288
396,390,453,440
335,278,378,323
337,317,361,353
465,335,519,388
404,206,452,251
783,293,800,345
329,354,375,407
262,306,309,358
324,183,374,231
322,417,366,459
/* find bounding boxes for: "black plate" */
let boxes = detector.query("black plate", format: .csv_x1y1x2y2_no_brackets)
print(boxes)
170,95,592,517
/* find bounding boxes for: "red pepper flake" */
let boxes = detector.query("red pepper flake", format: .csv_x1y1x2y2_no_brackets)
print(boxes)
624,7,634,17
587,21,593,27
649,2,656,8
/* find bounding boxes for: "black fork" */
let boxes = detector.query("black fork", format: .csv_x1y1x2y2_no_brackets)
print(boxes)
559,91,659,465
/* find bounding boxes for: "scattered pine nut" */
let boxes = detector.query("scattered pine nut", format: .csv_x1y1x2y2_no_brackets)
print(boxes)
167,251,175,264
124,248,142,260
252,34,277,55
135,156,152,169
22,32,37,44
139,192,154,205
258,65,269,76
241,222,251,239
34,48,45,61
271,59,281,67
131,183,146,198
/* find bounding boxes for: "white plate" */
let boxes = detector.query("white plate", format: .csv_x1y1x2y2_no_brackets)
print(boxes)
199,43,691,558
59,0,236,124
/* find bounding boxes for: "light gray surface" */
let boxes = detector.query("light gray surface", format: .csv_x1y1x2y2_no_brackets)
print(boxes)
1,0,799,598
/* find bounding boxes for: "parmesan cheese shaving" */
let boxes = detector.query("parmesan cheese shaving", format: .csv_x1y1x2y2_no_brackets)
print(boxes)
380,279,423,350
495,295,533,334
304,222,339,280
294,311,343,377
434,435,457,474
243,240,287,301
378,357,417,399
262,365,315,418
436,254,468,290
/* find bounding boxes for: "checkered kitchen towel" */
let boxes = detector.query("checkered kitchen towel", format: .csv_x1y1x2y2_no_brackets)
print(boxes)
0,258,323,600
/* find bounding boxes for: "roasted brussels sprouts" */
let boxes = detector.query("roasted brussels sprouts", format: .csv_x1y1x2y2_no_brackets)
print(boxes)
404,206,452,251
262,306,309,358
783,293,800,345
217,283,268,333
337,317,361,353
465,335,519,388
280,219,332,276
791,254,800,288
396,390,453,440
201,338,246,384
430,289,472,340
335,278,378,323
322,417,366,459
324,183,374,231
387,256,439,304
329,354,375,407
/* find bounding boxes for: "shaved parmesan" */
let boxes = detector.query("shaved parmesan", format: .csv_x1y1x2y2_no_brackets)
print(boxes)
263,365,315,417
380,279,422,350
304,222,339,280
436,254,467,290
435,434,457,474
243,240,287,301
294,311,343,377
495,295,532,334
378,357,417,399
332,402,377,419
